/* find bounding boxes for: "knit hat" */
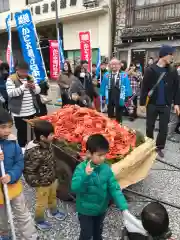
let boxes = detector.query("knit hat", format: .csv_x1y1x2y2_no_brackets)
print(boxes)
159,45,175,58
0,108,13,125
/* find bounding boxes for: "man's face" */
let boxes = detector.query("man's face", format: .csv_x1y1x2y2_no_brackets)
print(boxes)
110,60,120,72
17,68,29,78
92,66,96,73
148,59,154,65
164,54,174,65
101,64,106,70
82,63,88,71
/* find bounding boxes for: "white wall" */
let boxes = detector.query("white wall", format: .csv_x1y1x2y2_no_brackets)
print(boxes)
0,0,112,57
0,0,109,30
63,13,111,56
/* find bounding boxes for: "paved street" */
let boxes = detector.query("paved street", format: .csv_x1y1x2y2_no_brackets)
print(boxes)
13,107,180,239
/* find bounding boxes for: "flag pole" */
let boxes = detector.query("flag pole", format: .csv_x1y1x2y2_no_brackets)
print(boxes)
55,0,61,71
9,14,13,74
27,6,48,81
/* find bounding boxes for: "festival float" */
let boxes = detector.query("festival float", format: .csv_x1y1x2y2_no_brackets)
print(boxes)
27,105,156,200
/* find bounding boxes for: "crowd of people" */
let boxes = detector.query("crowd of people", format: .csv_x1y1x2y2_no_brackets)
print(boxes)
0,44,179,239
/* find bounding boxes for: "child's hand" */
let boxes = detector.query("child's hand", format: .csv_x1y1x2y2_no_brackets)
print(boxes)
0,152,4,161
0,174,11,184
85,161,94,175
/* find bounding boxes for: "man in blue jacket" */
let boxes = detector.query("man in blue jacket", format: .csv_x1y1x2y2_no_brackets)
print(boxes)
100,58,132,123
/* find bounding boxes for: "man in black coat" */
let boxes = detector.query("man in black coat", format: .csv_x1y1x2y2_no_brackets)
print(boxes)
140,45,180,158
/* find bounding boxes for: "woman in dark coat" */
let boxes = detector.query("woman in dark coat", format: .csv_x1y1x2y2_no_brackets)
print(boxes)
58,61,75,106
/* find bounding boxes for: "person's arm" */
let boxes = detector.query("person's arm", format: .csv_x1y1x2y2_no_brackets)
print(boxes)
33,83,41,94
71,162,90,193
100,72,108,97
6,77,25,98
6,143,24,184
140,67,152,106
58,74,69,89
108,168,128,211
124,73,132,98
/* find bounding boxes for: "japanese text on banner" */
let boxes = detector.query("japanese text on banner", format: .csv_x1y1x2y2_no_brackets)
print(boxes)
79,31,92,72
49,40,60,80
14,9,46,82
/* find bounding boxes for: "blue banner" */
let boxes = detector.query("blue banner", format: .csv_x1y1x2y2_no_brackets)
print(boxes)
96,48,101,78
58,38,65,69
14,9,46,82
5,14,14,74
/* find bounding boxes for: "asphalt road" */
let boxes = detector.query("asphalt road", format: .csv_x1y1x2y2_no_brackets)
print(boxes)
12,107,180,239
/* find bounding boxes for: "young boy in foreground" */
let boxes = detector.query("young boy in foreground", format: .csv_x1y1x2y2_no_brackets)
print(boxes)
0,108,38,240
24,120,66,231
124,202,173,240
71,134,146,240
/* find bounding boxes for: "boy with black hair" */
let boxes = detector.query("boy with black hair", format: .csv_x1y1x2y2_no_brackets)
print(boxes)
24,120,66,231
71,134,145,240
124,202,172,240
0,108,38,240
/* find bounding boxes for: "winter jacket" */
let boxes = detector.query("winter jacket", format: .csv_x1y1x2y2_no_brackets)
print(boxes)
24,140,56,187
69,76,92,107
58,72,74,89
140,64,180,106
71,160,128,216
6,73,40,115
0,134,24,204
100,71,132,106
76,72,97,101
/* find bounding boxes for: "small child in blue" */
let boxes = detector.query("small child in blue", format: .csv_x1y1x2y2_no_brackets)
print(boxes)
0,108,38,240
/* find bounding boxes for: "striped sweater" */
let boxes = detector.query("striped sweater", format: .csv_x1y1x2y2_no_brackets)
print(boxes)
6,78,41,117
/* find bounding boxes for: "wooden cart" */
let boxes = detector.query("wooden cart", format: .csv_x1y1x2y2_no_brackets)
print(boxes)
26,120,157,201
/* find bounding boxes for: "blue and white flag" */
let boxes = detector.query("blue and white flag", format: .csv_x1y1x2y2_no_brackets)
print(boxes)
5,14,14,74
58,38,65,69
96,48,101,78
14,9,46,82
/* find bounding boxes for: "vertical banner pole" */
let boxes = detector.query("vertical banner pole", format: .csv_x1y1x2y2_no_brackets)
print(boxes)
9,14,13,73
89,29,92,76
28,6,48,80
55,0,61,71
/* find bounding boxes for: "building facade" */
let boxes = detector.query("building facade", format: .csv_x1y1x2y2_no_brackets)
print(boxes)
0,0,112,66
115,0,180,69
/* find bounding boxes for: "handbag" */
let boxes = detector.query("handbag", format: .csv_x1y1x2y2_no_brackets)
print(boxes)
40,94,52,104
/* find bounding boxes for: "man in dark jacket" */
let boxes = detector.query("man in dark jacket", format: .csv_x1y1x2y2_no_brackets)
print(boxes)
80,60,97,102
140,45,180,158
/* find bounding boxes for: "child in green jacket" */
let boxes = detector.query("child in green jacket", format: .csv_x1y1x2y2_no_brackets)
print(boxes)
71,134,146,240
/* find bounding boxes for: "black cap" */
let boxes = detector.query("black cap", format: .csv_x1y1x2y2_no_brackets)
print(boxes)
159,45,175,58
0,108,13,125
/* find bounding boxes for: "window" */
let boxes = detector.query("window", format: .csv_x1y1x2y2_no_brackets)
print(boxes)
0,0,9,13
26,0,43,4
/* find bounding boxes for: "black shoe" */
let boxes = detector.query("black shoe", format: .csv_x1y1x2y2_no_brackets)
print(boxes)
156,148,164,158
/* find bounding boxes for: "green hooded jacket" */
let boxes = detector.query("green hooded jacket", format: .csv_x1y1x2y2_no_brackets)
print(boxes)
71,160,128,216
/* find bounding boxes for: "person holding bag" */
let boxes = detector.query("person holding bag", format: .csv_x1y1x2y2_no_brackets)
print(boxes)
140,45,180,158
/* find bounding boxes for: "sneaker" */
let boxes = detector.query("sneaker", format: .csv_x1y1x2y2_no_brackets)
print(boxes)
35,221,52,231
156,148,164,158
47,210,67,221
0,236,12,240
